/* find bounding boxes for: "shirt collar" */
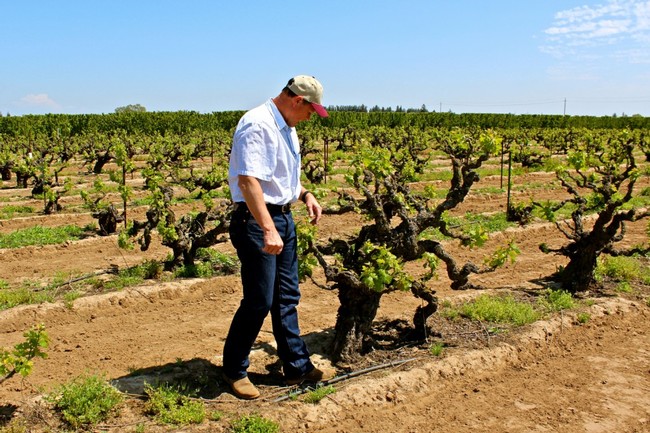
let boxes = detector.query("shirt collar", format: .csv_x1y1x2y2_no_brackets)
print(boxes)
266,99,291,132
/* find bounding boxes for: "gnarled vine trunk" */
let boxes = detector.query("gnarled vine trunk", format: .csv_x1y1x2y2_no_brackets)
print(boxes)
331,285,382,362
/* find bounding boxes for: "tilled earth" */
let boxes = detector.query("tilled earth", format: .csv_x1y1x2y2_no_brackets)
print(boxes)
0,178,649,432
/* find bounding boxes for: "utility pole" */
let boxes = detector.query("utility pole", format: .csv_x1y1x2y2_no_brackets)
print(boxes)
563,98,566,116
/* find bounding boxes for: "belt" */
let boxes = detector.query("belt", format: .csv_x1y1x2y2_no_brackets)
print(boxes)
234,202,291,214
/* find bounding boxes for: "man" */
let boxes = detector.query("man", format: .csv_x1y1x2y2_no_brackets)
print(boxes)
222,75,335,399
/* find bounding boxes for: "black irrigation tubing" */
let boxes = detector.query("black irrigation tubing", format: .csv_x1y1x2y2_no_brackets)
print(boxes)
32,268,118,292
271,357,419,403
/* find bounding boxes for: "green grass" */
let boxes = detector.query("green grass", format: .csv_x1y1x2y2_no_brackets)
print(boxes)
419,170,454,182
428,342,445,357
91,260,163,291
173,262,215,278
461,212,514,233
538,289,575,312
442,294,541,326
473,186,506,195
621,194,650,209
0,205,34,219
144,383,205,425
130,193,201,208
0,286,55,311
47,374,124,429
0,271,93,310
419,212,515,242
173,249,239,278
615,281,634,293
476,165,529,178
303,385,336,404
0,225,88,248
230,414,279,433
596,256,650,285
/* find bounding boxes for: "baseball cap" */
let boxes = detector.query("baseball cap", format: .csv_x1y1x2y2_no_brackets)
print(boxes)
287,75,329,117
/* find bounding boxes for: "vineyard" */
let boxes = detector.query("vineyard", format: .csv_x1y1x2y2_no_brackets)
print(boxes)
0,111,649,432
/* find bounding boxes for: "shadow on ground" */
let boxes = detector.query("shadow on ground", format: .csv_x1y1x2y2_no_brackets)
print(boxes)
110,327,337,400
0,404,18,427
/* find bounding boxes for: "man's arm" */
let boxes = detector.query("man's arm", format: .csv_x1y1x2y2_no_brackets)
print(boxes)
239,175,284,255
300,188,322,225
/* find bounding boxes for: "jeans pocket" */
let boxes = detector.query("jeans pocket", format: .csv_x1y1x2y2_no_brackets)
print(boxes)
229,212,250,250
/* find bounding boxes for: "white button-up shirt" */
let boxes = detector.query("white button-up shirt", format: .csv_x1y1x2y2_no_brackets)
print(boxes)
229,99,302,205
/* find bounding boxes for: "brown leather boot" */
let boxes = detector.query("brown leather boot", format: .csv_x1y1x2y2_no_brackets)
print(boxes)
285,366,336,386
222,374,260,400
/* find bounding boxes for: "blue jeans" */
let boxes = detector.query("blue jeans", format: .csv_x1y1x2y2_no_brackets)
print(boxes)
223,206,314,380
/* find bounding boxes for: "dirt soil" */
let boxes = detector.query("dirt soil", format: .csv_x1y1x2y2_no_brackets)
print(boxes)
0,184,649,432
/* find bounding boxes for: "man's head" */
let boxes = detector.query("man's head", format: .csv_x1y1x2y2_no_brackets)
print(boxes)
284,75,328,118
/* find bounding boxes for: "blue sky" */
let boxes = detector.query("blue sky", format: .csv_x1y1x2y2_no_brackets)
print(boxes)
2,1,649,117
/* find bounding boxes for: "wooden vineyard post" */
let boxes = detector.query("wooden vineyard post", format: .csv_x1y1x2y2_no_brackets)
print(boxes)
500,139,505,189
324,136,329,184
506,150,512,215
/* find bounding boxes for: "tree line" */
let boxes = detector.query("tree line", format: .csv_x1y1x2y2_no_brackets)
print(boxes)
1,110,648,139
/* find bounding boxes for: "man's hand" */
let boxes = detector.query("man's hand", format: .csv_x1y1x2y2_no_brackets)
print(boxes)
263,228,284,255
304,193,322,224
239,175,284,255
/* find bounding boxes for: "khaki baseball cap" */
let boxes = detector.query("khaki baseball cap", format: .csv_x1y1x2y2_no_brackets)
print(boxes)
287,75,329,117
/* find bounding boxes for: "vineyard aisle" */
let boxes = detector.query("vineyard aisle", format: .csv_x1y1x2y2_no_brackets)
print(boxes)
0,217,649,432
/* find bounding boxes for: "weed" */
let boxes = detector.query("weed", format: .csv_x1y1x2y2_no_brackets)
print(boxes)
209,410,224,421
474,186,506,195
577,313,591,324
174,249,238,278
419,212,515,245
47,374,123,429
538,289,575,312
196,248,239,275
0,225,87,248
462,212,514,234
0,287,54,310
303,385,336,404
0,205,34,219
174,262,214,278
0,419,28,433
439,300,460,320
140,260,164,279
596,256,650,283
93,261,163,291
230,414,279,433
62,290,81,308
615,281,633,293
428,342,445,357
144,383,205,425
455,294,540,326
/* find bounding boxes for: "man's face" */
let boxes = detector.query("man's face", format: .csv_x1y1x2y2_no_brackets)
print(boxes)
289,96,316,126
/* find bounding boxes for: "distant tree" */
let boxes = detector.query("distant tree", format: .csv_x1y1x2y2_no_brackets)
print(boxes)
115,104,147,113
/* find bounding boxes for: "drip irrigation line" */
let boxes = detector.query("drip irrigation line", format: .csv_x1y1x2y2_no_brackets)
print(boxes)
271,357,419,403
32,268,118,292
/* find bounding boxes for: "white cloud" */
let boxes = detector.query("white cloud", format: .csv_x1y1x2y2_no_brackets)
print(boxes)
542,0,650,59
19,93,60,109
